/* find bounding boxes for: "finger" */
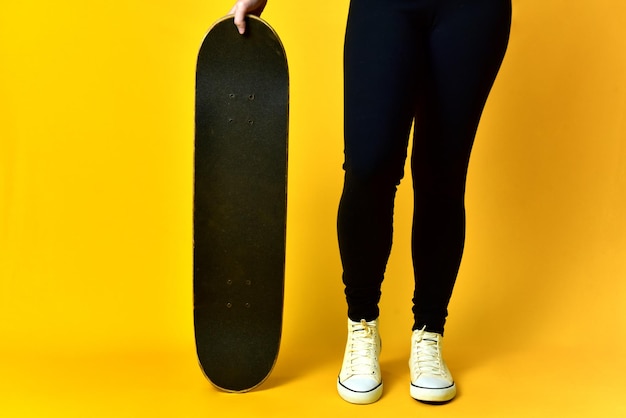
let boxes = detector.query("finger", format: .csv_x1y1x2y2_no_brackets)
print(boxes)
230,3,247,35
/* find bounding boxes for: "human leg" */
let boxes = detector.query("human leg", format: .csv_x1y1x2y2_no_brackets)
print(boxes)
339,0,426,323
408,0,512,403
410,0,512,335
337,0,426,403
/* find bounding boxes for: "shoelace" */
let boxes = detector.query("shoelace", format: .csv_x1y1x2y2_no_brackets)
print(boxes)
346,320,378,376
411,327,445,377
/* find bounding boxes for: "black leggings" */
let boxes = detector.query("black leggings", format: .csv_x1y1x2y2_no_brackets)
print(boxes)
338,0,511,334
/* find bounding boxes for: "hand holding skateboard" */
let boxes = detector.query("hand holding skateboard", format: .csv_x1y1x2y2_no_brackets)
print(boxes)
228,0,268,34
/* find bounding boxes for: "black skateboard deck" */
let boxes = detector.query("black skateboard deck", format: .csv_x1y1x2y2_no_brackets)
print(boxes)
194,15,288,392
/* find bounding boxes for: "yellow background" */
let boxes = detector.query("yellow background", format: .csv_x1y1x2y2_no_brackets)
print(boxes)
1,0,625,416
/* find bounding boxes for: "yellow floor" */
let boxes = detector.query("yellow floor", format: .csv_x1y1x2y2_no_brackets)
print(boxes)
2,326,624,417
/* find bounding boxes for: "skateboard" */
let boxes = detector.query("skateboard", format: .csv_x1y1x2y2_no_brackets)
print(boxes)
193,15,288,392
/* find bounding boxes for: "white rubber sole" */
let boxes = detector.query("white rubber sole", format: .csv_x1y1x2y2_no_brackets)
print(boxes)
337,379,383,404
410,382,456,403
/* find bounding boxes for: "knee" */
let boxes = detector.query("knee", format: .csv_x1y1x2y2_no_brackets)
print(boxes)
343,155,405,188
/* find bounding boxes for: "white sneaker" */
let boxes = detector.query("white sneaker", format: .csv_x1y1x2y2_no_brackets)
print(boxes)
337,318,383,404
409,327,456,402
